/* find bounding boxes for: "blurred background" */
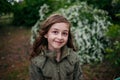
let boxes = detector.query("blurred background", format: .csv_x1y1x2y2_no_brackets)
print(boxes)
0,0,120,80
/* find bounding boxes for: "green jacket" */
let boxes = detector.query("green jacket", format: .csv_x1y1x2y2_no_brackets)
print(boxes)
29,47,84,80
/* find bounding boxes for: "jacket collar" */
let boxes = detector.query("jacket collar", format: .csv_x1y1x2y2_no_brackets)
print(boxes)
43,46,71,62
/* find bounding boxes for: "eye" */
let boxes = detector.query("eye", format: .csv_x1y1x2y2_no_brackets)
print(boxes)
52,31,58,34
62,32,68,36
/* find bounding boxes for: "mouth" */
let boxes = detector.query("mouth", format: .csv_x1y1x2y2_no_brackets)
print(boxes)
54,41,63,44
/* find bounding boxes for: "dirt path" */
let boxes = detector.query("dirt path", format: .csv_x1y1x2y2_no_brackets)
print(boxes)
0,26,31,80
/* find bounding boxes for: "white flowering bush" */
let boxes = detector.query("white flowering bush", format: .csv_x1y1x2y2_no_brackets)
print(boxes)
56,2,111,64
31,2,111,64
30,4,49,45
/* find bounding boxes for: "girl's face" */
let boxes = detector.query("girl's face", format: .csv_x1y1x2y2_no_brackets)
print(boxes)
44,22,69,51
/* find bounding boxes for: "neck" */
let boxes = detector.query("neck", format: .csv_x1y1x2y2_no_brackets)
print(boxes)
48,47,62,62
56,51,61,62
48,46,61,53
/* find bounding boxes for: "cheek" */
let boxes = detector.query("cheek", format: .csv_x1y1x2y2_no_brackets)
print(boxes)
64,36,69,43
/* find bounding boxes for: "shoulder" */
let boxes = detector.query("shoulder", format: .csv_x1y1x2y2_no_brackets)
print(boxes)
31,54,46,69
67,49,80,65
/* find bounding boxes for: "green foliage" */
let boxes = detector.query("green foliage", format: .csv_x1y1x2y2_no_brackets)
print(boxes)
105,24,120,67
0,0,12,15
12,0,41,26
12,0,62,26
12,0,82,27
112,0,120,17
80,0,120,22
107,24,120,38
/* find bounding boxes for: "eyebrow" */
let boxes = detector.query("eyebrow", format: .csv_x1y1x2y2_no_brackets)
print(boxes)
52,28,69,32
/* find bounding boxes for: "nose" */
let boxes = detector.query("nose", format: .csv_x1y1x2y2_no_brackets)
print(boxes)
57,33,63,39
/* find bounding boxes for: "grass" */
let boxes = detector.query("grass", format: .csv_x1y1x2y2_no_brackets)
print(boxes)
4,64,29,80
0,13,13,26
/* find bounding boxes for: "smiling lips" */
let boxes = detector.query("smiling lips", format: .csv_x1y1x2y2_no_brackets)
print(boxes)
54,41,63,45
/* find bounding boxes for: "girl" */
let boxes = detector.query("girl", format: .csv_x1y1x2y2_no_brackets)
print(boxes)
29,14,84,80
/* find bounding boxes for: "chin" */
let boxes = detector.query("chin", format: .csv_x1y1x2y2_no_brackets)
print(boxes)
54,46,63,50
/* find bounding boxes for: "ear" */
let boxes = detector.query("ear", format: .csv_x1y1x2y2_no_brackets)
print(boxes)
44,34,48,38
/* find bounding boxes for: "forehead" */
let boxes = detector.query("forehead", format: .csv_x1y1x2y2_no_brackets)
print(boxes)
50,22,69,31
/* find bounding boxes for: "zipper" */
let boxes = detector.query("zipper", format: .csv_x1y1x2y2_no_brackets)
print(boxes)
57,64,61,80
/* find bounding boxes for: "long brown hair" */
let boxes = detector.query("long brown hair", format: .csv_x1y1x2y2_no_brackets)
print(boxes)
30,14,75,59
